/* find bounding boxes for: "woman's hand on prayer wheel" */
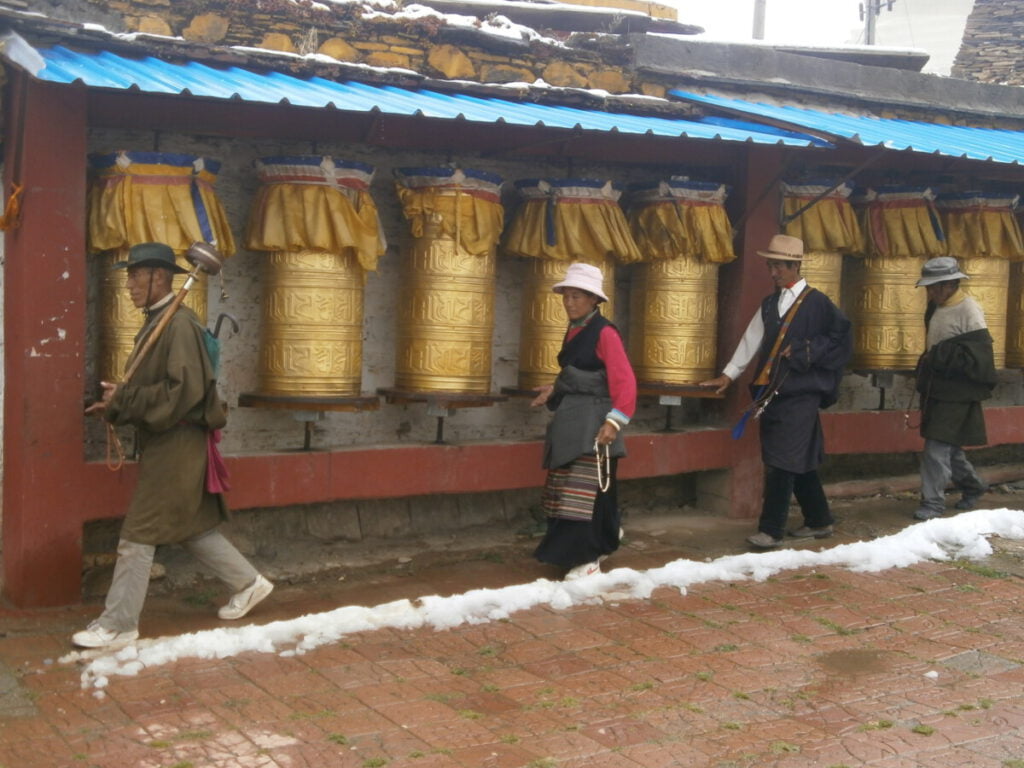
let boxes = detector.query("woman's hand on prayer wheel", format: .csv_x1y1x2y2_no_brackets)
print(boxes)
698,374,732,395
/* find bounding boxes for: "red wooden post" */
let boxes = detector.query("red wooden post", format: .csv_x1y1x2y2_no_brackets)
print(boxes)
2,76,90,606
713,144,789,520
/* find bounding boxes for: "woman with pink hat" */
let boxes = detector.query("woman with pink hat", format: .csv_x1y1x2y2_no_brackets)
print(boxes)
530,263,637,580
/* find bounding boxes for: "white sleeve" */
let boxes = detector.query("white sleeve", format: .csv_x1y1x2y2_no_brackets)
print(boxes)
722,311,765,381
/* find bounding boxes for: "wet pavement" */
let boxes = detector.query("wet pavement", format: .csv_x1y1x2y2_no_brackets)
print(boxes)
2,492,1024,768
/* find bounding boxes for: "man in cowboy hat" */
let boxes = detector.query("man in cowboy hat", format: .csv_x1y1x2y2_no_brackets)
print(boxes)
912,256,995,521
700,234,852,548
74,242,273,649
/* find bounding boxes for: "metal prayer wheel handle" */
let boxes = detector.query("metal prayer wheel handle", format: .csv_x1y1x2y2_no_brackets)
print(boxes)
184,241,223,285
121,242,222,384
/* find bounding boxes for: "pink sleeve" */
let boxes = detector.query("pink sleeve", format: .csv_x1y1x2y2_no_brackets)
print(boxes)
596,325,637,419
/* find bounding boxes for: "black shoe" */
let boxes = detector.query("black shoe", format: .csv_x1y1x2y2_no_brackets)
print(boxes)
955,488,988,511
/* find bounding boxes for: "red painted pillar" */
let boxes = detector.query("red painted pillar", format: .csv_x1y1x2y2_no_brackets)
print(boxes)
2,76,90,606
714,144,788,520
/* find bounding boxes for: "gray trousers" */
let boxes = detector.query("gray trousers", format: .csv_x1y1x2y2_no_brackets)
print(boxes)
98,528,259,632
919,438,987,514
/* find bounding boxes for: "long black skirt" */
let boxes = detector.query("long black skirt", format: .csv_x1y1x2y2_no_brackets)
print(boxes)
533,457,621,570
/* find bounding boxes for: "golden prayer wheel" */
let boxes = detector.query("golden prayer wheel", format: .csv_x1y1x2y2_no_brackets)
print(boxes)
518,255,616,391
259,250,365,395
505,178,641,390
846,255,927,370
800,251,843,306
937,192,1024,370
848,187,946,370
1007,262,1024,368
394,167,504,393
89,151,234,383
629,255,717,383
246,156,384,397
960,257,1008,369
781,180,864,308
626,179,735,385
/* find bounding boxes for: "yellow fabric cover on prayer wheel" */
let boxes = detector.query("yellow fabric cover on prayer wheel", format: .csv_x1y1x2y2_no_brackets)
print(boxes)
627,180,735,385
504,179,641,389
938,192,1023,369
394,168,504,393
246,156,385,396
848,187,945,370
782,180,863,307
89,151,234,382
781,180,864,254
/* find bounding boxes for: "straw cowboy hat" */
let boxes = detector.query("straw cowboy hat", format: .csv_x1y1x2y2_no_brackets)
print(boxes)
111,242,189,274
756,234,805,262
552,262,609,303
916,256,969,287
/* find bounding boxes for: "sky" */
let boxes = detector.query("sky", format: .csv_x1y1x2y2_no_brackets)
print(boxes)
675,0,865,46
62,507,1024,694
671,0,977,75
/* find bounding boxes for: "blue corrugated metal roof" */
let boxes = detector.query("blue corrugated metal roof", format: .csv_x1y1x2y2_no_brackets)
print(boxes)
28,45,827,147
671,88,1024,165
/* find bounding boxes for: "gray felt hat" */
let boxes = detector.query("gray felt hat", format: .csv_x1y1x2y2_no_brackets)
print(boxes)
916,256,968,287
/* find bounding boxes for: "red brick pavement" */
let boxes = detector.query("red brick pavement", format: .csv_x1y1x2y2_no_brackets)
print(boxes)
3,544,1024,768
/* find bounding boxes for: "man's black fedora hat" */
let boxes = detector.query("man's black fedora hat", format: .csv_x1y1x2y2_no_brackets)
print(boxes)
111,242,189,274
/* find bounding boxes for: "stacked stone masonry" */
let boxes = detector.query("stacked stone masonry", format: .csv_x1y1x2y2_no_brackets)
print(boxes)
90,0,661,93
952,0,1024,85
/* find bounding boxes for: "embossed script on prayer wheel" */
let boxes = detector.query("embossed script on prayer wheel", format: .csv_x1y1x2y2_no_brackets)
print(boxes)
959,257,1008,369
847,255,927,370
518,256,615,391
259,250,364,396
396,228,496,393
98,250,208,382
245,156,385,398
629,255,717,384
799,251,843,306
393,167,504,394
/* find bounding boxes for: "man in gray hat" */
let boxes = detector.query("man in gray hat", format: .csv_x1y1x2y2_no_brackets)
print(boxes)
912,256,996,520
74,242,273,649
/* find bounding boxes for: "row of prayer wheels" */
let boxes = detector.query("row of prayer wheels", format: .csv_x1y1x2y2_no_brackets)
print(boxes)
87,154,1024,404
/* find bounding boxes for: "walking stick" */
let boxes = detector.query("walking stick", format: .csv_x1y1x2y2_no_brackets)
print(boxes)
104,242,225,470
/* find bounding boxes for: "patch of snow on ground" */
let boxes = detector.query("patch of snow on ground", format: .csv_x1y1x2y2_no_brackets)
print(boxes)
67,508,1024,690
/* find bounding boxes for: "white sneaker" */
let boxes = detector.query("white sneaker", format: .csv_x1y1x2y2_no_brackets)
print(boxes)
564,561,601,581
218,575,274,620
72,621,139,649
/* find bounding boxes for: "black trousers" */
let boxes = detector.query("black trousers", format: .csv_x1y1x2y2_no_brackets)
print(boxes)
758,466,833,540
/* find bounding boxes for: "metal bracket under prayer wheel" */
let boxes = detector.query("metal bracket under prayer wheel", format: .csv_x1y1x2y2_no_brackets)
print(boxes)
638,383,725,432
852,370,910,410
237,393,381,450
378,389,508,444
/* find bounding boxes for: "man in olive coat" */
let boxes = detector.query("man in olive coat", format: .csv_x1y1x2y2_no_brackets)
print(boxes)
73,242,273,649
913,256,996,520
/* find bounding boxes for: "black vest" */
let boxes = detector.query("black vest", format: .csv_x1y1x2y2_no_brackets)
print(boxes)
558,312,615,371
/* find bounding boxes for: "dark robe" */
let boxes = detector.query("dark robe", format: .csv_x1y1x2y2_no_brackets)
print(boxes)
917,327,996,446
106,304,228,545
752,288,852,474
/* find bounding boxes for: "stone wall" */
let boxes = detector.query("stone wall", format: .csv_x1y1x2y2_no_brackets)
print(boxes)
952,0,1024,86
41,0,664,97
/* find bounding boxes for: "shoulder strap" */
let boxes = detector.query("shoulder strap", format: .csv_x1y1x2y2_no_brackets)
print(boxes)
752,286,815,386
